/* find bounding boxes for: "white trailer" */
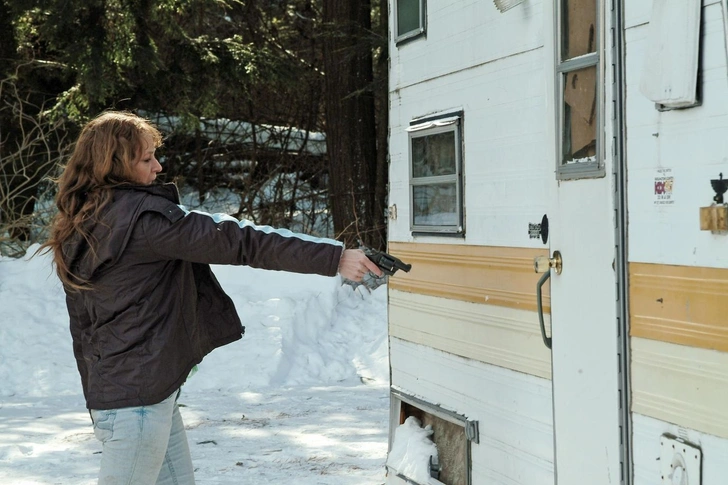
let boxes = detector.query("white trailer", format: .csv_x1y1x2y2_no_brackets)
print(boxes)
384,1,728,484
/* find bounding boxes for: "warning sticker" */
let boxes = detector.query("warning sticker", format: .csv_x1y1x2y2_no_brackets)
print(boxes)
654,168,674,205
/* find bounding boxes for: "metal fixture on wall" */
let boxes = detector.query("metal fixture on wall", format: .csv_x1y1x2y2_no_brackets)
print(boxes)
493,0,526,13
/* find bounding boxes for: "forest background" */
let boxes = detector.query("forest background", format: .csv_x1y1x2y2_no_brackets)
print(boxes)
0,0,389,256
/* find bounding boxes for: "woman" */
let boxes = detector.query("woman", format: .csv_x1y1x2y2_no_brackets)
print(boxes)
41,111,381,484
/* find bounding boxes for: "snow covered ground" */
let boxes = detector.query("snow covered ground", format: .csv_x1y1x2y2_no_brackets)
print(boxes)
0,247,390,484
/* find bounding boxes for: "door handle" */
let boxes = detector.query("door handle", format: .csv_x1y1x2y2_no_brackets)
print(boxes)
534,251,561,350
534,250,562,275
536,271,552,349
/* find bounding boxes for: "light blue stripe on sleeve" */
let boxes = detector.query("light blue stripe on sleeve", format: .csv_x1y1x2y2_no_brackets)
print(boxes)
177,205,343,247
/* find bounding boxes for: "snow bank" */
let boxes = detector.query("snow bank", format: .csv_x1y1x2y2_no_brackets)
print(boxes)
0,246,389,398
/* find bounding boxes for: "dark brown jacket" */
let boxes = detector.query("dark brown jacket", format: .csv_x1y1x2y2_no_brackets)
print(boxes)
63,183,343,410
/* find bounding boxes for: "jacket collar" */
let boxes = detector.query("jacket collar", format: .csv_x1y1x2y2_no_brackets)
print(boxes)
114,182,180,204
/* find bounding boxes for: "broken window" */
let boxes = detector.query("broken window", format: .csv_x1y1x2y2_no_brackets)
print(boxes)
387,391,478,485
407,114,463,235
395,0,425,43
557,0,601,177
562,66,597,164
561,0,597,60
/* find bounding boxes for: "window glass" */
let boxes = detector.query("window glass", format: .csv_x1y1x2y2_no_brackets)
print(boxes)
412,132,456,177
409,116,462,233
413,183,458,226
562,65,597,165
397,0,421,38
561,0,597,60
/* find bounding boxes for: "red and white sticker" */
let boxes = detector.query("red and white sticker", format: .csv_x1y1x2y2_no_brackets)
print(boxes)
654,168,674,205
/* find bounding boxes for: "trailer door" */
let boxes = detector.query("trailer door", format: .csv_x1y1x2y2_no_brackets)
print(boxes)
540,0,628,483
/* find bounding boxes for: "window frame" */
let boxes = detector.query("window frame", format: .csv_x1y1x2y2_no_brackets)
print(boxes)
407,113,464,236
394,0,426,44
555,0,604,180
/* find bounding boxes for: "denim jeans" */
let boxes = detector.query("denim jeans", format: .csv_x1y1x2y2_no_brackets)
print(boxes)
90,389,195,485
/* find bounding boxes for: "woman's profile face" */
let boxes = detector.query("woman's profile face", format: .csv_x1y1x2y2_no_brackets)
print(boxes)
130,133,162,185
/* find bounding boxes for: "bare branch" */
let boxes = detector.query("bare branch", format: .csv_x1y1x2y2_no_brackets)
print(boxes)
0,75,71,256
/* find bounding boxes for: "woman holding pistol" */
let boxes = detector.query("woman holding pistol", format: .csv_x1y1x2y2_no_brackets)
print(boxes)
41,111,381,484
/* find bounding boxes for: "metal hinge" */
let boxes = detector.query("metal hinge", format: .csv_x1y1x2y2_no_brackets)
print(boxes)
466,420,479,444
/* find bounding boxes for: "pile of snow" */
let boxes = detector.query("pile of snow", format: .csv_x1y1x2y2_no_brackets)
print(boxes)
185,264,390,391
0,246,389,398
386,416,439,484
0,247,79,398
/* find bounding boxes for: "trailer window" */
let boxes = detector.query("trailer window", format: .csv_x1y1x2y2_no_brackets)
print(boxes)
556,0,602,179
395,0,425,43
407,115,464,235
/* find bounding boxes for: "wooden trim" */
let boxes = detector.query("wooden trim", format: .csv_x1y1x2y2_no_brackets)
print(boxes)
388,242,550,313
630,262,728,352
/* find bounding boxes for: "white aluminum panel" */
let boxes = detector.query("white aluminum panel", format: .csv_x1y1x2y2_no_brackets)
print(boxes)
388,48,550,246
389,338,554,485
389,0,544,94
625,2,728,268
626,0,721,30
633,413,728,485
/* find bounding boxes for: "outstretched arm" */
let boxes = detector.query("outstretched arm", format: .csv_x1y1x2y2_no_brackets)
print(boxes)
139,208,345,276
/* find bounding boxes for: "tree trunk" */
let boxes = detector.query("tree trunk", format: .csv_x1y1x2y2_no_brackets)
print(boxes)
373,0,389,251
322,0,385,249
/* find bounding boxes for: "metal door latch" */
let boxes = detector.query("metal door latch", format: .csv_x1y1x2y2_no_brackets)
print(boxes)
534,251,563,275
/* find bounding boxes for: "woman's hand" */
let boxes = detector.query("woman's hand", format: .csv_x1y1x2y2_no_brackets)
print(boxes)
338,249,383,282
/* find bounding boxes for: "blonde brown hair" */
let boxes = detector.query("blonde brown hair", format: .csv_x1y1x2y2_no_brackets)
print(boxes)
40,111,162,289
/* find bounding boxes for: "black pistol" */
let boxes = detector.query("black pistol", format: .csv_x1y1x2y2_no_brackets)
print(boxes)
362,247,412,276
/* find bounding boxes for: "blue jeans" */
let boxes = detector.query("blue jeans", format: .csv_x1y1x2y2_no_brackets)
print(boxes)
90,389,195,485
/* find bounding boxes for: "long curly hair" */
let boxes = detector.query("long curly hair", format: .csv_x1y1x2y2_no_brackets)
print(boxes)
39,111,163,290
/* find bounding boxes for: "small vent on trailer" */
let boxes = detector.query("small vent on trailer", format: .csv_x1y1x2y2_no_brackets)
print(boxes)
493,0,526,13
660,435,702,485
388,389,478,485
